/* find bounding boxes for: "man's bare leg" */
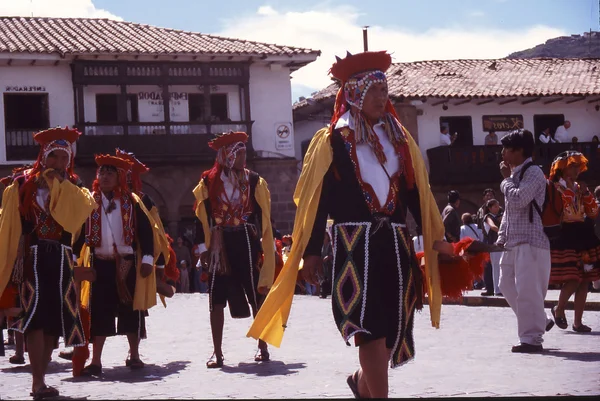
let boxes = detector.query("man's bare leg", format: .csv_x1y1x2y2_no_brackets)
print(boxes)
209,305,225,362
126,333,140,361
357,338,390,398
90,336,107,367
26,329,47,393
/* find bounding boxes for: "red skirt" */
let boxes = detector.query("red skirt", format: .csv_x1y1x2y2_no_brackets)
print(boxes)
0,283,18,309
550,221,600,284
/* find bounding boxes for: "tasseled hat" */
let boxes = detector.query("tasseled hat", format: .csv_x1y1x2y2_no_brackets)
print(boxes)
549,150,589,181
329,51,393,126
33,126,81,169
208,131,248,151
93,154,133,193
94,154,133,172
330,50,392,82
115,148,149,193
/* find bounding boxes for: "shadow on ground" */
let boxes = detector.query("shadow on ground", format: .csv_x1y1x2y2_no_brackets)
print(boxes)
62,360,191,384
1,360,73,374
220,360,306,376
543,349,600,362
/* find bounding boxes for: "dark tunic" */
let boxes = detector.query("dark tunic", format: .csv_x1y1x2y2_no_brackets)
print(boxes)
304,127,423,368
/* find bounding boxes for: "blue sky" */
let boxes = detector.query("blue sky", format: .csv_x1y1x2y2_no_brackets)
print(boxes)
4,0,598,100
92,0,596,37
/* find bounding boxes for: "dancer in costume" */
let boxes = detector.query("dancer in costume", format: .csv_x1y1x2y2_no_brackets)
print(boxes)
193,131,275,368
77,155,156,377
0,127,95,399
548,151,600,332
114,148,178,289
248,51,446,398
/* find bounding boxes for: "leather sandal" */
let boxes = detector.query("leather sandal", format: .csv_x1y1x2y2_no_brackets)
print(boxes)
58,350,74,361
206,353,224,368
126,357,145,369
572,324,592,333
551,306,568,330
346,370,361,399
80,364,102,377
31,385,59,400
254,348,270,362
9,354,26,364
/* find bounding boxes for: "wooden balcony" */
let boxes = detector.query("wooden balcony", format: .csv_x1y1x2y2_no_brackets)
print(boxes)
5,129,39,161
427,142,600,185
3,122,250,164
74,122,250,165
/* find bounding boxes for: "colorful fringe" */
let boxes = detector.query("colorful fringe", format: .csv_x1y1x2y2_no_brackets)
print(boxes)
417,237,489,300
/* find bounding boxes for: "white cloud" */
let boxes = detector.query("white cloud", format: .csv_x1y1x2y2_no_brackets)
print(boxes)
468,10,486,17
218,5,566,98
0,0,121,19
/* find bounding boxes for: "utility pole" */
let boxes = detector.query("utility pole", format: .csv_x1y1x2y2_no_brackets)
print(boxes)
362,26,369,52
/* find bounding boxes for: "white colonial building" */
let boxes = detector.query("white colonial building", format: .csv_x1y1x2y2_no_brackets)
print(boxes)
0,17,320,235
294,58,600,212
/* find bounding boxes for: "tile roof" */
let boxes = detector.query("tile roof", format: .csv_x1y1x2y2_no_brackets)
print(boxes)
294,58,600,109
0,17,320,58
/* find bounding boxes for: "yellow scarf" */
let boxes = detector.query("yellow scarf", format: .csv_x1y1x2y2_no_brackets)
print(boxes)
0,178,96,299
247,126,444,348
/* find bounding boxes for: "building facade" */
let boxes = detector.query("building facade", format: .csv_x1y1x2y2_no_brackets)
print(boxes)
294,58,600,217
0,17,320,237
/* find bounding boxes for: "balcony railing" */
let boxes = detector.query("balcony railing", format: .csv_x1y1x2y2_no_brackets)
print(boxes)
4,122,250,163
79,122,248,136
74,122,250,164
5,129,39,161
427,142,600,185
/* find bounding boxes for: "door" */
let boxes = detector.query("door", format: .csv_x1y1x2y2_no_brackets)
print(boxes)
533,114,565,142
440,116,473,146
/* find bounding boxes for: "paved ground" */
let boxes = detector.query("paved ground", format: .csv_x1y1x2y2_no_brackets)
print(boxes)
1,292,600,399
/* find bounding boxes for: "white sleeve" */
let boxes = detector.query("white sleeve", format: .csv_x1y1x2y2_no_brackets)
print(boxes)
440,134,451,146
539,135,549,144
196,243,207,254
483,220,491,234
141,255,154,265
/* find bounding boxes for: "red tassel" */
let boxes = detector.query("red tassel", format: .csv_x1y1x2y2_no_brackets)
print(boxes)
418,238,490,301
72,306,90,377
163,235,180,283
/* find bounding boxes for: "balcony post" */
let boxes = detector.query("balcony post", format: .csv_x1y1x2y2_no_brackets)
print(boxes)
119,84,129,136
161,65,171,135
203,84,211,134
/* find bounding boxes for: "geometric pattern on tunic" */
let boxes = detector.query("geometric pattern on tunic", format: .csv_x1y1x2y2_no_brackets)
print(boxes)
334,225,365,336
391,224,417,368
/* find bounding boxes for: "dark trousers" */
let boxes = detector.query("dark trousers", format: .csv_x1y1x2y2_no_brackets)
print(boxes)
483,261,494,292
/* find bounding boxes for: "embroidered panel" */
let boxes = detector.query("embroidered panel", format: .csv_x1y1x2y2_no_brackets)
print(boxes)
212,170,253,226
32,194,63,240
86,191,135,247
333,223,369,341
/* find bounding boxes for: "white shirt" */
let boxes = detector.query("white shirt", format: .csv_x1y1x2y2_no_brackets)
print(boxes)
460,223,483,242
554,125,569,143
36,188,49,210
538,133,555,144
220,171,241,203
95,193,153,264
412,235,424,253
440,133,452,146
335,110,399,206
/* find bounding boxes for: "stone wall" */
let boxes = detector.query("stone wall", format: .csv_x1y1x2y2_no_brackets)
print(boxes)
250,158,300,235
